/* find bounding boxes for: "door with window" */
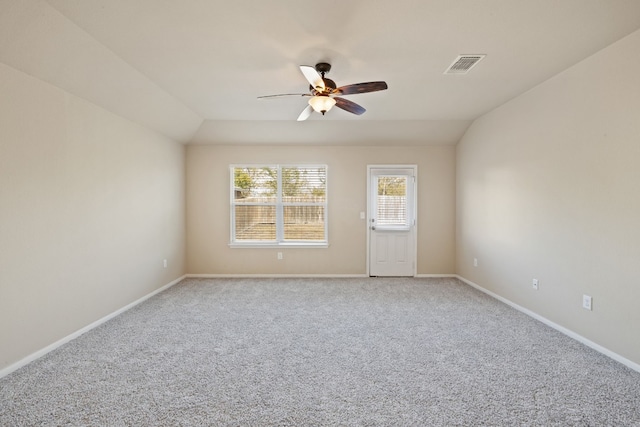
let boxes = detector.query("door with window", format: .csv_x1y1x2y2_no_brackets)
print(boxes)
368,166,417,276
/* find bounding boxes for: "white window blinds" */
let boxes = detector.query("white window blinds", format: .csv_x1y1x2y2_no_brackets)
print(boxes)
376,176,409,228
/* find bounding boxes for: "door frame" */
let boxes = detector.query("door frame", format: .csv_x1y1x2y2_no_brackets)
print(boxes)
366,164,418,277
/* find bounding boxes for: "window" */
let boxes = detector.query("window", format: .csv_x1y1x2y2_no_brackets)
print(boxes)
230,165,327,246
376,176,409,229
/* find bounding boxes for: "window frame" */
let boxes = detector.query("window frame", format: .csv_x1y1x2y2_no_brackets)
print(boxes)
229,164,329,248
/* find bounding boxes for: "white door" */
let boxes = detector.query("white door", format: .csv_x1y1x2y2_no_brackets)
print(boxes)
368,166,417,277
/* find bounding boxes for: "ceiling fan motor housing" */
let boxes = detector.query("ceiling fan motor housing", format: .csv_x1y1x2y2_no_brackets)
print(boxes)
306,63,334,94
310,78,336,94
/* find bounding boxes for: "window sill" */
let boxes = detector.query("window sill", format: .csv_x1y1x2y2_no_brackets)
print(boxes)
229,242,329,249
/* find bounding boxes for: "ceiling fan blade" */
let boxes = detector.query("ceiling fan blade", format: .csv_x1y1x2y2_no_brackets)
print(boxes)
258,93,311,99
334,97,366,115
300,65,325,92
333,81,388,95
297,105,313,121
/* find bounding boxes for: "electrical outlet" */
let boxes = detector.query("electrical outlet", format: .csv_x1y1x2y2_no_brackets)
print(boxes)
473,258,478,267
532,279,539,290
583,295,592,311
277,252,283,260
163,259,167,268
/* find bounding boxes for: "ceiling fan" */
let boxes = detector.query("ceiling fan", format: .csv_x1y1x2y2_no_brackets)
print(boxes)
258,62,388,121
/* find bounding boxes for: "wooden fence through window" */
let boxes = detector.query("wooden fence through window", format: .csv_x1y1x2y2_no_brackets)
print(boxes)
234,196,325,240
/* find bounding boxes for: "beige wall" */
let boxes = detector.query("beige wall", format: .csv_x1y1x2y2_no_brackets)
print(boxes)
0,63,186,371
456,30,640,365
186,144,455,275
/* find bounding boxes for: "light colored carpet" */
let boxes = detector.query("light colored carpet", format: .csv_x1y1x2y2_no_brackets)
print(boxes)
1,277,639,426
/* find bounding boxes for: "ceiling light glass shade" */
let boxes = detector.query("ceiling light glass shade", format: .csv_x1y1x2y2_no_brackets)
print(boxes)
308,96,336,114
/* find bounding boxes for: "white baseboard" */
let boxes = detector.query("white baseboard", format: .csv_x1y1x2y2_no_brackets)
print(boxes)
415,274,457,278
186,273,369,278
187,274,458,279
456,275,640,374
0,275,186,380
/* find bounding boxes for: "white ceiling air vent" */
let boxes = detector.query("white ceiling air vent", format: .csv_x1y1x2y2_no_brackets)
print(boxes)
444,54,486,75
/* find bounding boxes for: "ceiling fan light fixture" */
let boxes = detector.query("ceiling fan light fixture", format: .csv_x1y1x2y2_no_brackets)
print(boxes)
308,95,336,115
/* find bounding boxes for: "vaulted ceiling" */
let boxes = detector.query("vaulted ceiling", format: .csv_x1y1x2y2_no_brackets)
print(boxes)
3,0,640,145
